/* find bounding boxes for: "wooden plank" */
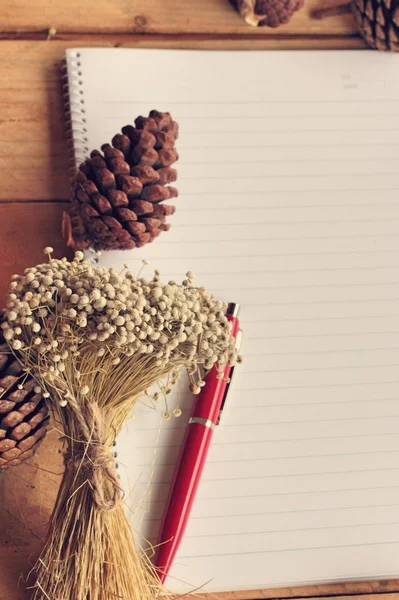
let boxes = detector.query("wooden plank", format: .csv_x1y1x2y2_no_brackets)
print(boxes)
0,41,71,201
211,593,399,600
0,201,69,302
0,428,63,600
0,0,358,36
0,35,365,202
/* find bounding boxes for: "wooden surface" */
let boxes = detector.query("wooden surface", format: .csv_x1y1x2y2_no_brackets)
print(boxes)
0,0,357,35
0,2,397,599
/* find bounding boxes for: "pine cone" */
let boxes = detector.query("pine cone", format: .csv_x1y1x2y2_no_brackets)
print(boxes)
0,327,49,471
352,0,399,51
230,0,304,26
69,110,179,251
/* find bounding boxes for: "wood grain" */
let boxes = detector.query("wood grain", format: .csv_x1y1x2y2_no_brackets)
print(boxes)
0,429,63,600
210,587,399,600
0,0,357,36
0,201,70,300
0,42,71,201
0,2,390,598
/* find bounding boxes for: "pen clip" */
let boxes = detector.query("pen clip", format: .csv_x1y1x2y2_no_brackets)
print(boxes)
217,328,243,425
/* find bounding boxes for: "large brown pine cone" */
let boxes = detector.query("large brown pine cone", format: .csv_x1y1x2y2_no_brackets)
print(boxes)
69,110,179,251
0,328,49,471
352,0,399,51
230,0,304,27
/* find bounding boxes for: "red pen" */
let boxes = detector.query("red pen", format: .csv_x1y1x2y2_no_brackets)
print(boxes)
154,303,242,583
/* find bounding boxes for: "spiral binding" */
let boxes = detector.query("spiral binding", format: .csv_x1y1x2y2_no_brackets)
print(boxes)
62,51,90,179
63,54,120,474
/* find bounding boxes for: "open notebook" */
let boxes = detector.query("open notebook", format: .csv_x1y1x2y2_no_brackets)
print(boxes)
65,48,399,593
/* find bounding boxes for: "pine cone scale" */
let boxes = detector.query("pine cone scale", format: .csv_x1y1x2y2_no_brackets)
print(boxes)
353,0,399,50
157,167,177,185
0,325,49,471
130,200,153,215
0,375,18,391
0,400,16,413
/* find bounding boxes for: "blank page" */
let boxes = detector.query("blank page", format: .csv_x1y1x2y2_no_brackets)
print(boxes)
66,48,399,593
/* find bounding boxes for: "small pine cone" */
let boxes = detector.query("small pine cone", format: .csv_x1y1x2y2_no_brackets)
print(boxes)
230,0,304,26
0,325,49,472
352,0,399,51
69,110,179,251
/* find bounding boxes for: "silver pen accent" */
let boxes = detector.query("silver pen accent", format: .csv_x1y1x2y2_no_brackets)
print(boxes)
188,417,216,430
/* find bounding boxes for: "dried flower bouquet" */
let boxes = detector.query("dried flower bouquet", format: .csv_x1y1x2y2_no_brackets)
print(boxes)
2,248,237,600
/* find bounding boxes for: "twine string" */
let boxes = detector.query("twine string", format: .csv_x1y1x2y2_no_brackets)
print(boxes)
64,402,122,511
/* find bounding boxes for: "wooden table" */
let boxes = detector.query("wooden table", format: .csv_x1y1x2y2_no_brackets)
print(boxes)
1,2,398,599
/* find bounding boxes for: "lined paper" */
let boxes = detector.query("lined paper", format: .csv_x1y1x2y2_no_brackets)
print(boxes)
67,49,399,592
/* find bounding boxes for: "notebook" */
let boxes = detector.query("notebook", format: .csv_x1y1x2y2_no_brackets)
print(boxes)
64,48,399,594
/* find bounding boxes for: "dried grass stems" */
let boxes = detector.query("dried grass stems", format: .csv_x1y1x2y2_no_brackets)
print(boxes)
2,249,237,600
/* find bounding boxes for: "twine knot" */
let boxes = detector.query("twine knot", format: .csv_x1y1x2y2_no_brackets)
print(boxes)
64,403,123,511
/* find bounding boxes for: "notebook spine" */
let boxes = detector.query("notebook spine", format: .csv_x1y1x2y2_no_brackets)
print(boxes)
62,51,89,179
61,52,119,466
